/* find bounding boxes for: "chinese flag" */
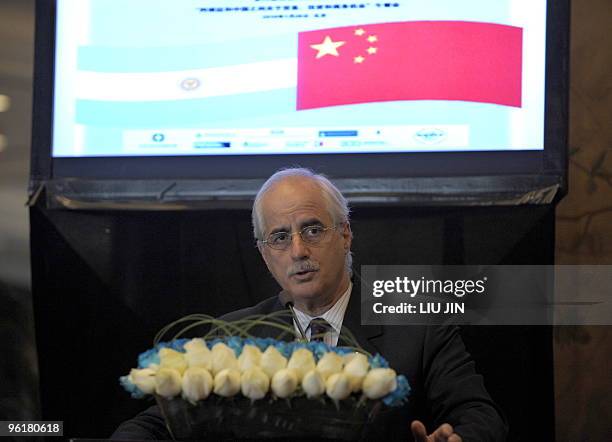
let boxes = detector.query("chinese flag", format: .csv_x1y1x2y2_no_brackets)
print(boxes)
297,21,523,110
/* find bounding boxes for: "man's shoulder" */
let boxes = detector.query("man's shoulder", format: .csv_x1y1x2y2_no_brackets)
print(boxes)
220,295,282,321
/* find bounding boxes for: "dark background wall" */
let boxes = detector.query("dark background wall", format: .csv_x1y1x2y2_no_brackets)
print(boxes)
0,0,38,432
554,0,612,438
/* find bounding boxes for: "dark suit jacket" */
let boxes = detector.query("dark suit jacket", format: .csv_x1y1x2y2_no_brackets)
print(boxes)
112,284,508,441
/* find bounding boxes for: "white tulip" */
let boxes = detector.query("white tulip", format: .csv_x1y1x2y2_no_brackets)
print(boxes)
316,352,344,380
181,367,213,403
260,346,287,378
158,348,188,375
183,338,212,370
241,367,270,400
302,369,325,398
362,368,397,399
343,352,356,365
213,368,241,397
325,373,352,401
211,343,239,375
128,368,157,394
287,348,316,381
155,368,182,398
343,352,370,392
183,338,208,353
238,345,262,372
271,368,298,398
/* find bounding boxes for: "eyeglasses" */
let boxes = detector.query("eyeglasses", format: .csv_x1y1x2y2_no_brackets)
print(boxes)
259,224,340,250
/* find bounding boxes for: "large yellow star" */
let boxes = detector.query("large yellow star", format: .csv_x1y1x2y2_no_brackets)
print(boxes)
310,36,346,59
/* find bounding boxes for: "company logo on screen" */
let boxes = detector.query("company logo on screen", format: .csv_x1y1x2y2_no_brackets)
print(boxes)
414,129,447,145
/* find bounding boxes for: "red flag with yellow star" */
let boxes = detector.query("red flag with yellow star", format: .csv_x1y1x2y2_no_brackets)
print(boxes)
297,21,523,110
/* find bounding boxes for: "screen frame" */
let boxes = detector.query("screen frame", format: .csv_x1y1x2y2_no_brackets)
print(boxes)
30,0,569,204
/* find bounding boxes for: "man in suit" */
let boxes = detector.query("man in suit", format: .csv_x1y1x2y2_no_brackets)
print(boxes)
113,168,507,441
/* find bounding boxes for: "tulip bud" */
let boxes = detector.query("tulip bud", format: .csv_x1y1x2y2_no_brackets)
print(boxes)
316,352,344,380
213,368,241,397
182,367,213,403
260,346,288,378
343,352,370,392
183,338,208,353
302,369,325,398
325,372,352,401
362,368,397,399
211,343,239,375
183,338,212,370
238,345,262,372
128,368,157,394
159,348,188,375
241,367,270,400
271,368,298,398
287,348,316,381
155,367,182,398
343,352,356,365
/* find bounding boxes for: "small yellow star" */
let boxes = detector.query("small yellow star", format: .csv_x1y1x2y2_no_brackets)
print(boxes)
354,28,366,36
310,36,346,59
367,35,378,43
354,55,365,64
367,47,378,55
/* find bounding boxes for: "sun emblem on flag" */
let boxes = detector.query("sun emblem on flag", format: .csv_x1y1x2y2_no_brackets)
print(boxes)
180,77,201,91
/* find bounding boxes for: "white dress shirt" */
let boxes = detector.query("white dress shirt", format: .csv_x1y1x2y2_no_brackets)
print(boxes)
292,282,352,346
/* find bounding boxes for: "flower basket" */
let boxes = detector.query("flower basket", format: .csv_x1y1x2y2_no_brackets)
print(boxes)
121,312,410,440
157,394,383,441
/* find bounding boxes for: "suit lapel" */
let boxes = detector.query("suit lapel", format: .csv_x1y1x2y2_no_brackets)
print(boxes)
250,296,295,341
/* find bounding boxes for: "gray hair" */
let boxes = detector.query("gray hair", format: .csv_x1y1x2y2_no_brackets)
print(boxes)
252,167,353,274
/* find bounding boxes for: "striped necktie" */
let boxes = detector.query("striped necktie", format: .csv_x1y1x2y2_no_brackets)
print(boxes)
309,318,331,342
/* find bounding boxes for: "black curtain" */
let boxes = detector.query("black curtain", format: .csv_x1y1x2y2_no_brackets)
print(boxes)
30,203,555,440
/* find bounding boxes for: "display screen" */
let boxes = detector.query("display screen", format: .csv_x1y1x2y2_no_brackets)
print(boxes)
52,0,546,158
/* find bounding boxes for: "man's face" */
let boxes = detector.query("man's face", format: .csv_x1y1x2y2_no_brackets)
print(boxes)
257,177,352,304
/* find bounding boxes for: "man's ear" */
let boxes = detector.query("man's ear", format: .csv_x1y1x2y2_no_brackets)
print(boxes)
257,242,270,266
341,222,353,251
257,241,265,257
